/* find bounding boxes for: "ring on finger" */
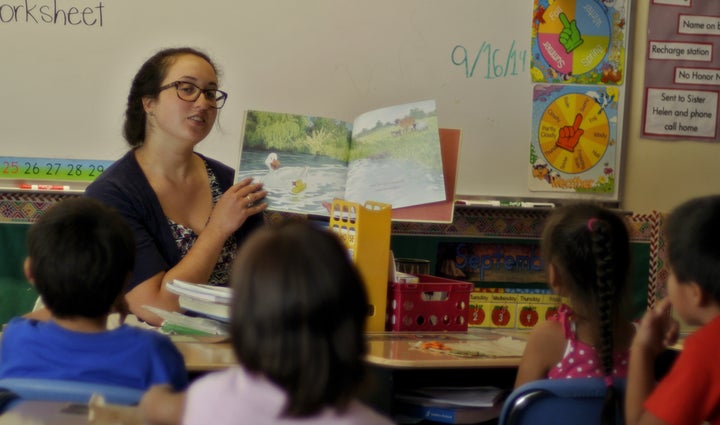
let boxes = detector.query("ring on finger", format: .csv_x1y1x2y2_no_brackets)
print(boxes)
246,194,253,203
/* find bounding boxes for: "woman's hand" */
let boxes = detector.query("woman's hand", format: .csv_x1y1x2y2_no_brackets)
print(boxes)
207,177,267,238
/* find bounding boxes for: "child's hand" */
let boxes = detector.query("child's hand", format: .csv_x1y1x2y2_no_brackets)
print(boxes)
633,298,679,357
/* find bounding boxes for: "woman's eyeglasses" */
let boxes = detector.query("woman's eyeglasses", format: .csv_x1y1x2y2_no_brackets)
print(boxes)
159,81,228,109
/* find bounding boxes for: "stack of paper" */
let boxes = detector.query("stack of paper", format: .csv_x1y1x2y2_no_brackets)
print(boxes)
166,280,232,322
412,336,527,358
394,271,420,283
142,305,229,338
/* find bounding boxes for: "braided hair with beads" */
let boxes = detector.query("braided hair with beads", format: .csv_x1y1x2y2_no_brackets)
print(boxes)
540,203,631,425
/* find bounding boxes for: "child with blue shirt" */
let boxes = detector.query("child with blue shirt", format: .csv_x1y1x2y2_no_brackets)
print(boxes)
0,197,187,391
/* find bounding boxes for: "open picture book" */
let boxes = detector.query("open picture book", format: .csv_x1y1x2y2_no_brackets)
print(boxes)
235,100,449,220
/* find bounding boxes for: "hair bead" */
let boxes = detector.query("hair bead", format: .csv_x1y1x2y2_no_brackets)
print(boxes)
587,217,599,232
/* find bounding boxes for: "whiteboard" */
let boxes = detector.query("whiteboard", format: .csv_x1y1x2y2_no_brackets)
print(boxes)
0,0,626,201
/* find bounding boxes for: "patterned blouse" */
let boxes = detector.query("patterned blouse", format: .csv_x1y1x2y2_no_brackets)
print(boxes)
168,162,238,285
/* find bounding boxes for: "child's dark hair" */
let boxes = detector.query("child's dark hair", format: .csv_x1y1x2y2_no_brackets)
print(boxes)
229,220,369,417
27,197,135,319
541,202,630,425
665,194,720,303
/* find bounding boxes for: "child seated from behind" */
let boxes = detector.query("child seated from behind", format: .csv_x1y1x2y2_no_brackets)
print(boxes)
0,197,187,391
514,203,635,424
626,195,720,425
141,220,394,425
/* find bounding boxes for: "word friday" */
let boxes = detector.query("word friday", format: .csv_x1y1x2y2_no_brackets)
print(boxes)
0,0,104,26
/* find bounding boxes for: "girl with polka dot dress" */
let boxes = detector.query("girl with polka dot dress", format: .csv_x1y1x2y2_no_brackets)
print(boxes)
514,203,635,425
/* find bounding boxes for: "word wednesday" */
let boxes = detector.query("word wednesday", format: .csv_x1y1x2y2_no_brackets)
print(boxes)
0,0,104,26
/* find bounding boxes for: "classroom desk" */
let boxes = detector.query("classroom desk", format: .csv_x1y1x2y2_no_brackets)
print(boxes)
365,329,527,369
171,337,236,372
361,329,528,417
169,329,528,418
168,329,527,421
0,329,527,423
171,328,529,373
0,400,143,425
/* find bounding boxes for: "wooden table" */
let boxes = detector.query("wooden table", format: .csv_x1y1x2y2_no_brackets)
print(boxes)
169,328,529,418
171,336,236,372
0,400,144,425
171,328,529,373
361,329,529,417
365,329,528,369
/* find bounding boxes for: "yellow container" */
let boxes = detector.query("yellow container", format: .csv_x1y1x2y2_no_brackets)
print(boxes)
329,199,391,332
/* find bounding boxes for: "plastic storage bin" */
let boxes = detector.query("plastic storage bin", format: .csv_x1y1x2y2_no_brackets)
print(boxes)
329,199,391,332
386,275,473,332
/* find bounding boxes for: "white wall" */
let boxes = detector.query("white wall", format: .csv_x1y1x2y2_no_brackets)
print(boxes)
3,0,713,212
622,0,720,214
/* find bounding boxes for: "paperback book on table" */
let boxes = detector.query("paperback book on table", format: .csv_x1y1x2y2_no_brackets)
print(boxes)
142,305,229,338
166,280,231,323
235,100,452,222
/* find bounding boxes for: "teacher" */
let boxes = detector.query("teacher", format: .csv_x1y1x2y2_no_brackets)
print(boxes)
86,47,267,325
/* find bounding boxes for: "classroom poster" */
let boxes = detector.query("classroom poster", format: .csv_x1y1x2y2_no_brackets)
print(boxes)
642,1,720,142
528,0,629,195
530,0,630,85
529,84,620,193
435,241,545,284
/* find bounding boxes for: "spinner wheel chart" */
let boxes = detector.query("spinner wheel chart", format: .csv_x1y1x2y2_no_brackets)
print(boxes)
538,92,609,174
536,0,611,77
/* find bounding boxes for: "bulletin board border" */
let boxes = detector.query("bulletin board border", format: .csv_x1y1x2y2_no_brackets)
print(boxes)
0,193,666,311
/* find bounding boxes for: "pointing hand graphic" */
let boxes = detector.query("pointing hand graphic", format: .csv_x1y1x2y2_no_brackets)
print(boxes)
556,113,584,152
559,12,583,53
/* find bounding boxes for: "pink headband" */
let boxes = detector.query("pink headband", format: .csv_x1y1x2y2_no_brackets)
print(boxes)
587,218,599,232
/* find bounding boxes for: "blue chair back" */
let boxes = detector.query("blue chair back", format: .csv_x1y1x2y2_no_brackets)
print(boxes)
0,378,144,407
498,378,626,425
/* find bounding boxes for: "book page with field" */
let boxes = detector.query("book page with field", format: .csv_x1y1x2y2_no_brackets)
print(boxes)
391,128,459,223
345,100,445,209
236,100,445,219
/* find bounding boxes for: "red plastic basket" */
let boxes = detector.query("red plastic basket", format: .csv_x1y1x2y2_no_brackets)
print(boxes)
386,275,473,331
